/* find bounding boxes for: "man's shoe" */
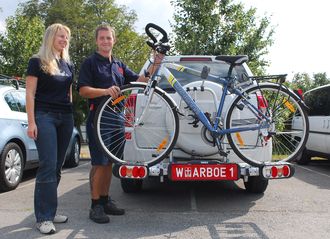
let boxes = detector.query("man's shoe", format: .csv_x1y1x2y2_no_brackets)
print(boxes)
53,214,68,223
89,204,110,223
104,197,125,215
36,221,56,234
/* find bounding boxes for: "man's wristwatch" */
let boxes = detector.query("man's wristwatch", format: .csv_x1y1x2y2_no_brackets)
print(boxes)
144,70,151,78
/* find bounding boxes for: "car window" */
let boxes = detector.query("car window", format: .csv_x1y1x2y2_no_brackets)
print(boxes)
156,61,247,91
304,86,330,116
4,92,20,112
4,91,26,113
11,91,26,113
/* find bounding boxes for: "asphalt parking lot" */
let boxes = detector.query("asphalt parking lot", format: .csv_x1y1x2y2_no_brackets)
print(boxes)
0,146,329,239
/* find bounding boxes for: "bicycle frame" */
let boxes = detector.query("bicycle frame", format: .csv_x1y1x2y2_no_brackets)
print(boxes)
146,62,272,137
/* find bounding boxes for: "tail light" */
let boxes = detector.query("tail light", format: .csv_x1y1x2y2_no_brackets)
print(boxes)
124,94,137,139
262,163,294,179
256,91,268,114
294,89,304,100
119,165,148,179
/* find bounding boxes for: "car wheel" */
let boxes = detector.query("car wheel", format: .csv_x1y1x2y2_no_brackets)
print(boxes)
296,147,311,165
0,142,24,191
65,137,80,168
244,175,269,194
121,179,143,193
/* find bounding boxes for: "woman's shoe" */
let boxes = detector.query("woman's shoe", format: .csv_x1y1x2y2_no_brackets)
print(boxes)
36,221,56,234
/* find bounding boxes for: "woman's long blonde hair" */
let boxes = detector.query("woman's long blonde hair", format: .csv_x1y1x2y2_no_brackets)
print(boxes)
35,23,71,75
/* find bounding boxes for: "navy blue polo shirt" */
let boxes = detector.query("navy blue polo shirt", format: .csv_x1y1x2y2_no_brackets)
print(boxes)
77,52,139,110
27,57,73,113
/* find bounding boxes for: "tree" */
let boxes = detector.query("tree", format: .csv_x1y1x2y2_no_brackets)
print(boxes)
17,0,150,129
291,73,313,92
0,15,44,76
170,0,275,75
312,72,329,88
291,72,330,92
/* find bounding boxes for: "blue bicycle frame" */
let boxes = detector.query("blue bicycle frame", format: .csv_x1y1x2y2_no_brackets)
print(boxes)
161,62,271,136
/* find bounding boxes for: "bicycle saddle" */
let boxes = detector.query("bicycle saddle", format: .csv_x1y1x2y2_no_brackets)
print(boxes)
215,55,248,65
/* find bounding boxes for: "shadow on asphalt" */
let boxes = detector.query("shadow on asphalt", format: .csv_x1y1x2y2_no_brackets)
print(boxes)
293,160,330,190
0,169,269,239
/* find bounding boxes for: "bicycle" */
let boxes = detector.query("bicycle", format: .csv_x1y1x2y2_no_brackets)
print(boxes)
93,23,309,168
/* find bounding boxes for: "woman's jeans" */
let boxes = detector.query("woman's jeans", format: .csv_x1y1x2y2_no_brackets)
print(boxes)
34,111,73,222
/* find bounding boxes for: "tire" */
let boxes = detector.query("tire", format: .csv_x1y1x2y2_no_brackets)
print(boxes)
244,175,269,193
121,178,143,193
226,83,309,167
0,142,24,191
94,83,179,166
296,147,311,165
64,137,80,168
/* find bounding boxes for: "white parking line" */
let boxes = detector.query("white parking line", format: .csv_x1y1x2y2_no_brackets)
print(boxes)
296,165,330,178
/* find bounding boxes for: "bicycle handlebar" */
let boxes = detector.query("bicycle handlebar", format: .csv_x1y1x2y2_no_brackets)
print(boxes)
145,23,170,54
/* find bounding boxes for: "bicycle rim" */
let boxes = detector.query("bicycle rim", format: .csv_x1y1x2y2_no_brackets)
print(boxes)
226,83,309,166
94,83,179,166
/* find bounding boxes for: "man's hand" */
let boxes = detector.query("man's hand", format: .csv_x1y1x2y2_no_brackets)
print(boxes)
153,51,165,65
104,85,121,99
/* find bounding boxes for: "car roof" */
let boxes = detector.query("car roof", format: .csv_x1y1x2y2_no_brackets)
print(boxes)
305,83,330,95
0,74,25,90
0,85,19,93
164,55,217,61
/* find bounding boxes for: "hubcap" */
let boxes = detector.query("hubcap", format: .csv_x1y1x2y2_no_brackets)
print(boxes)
5,149,22,184
74,142,80,164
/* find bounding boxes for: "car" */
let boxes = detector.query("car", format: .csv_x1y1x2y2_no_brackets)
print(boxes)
294,84,330,164
0,75,81,192
118,55,274,194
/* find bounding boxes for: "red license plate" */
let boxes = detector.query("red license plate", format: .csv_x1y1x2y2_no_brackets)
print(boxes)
170,163,239,181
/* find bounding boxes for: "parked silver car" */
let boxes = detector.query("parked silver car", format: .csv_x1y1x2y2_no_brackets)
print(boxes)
294,84,330,164
0,76,81,191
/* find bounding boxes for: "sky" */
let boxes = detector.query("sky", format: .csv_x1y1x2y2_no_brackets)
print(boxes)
1,0,330,77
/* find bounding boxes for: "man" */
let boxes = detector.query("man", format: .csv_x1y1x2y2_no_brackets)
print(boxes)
78,24,163,223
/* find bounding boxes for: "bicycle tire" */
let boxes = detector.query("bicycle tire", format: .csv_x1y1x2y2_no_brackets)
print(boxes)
225,83,309,167
94,83,179,166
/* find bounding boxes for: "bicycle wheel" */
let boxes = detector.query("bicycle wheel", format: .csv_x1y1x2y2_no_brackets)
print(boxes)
94,83,179,166
226,83,309,166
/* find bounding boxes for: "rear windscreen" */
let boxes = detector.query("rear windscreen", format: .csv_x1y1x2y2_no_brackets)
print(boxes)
156,61,248,92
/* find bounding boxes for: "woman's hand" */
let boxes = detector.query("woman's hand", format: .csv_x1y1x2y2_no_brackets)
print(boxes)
27,123,38,140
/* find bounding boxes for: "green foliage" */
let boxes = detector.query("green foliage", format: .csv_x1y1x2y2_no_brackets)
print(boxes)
170,0,275,75
291,72,330,92
0,15,44,76
14,0,150,127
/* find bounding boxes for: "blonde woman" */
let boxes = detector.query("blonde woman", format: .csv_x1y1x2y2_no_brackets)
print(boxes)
26,23,74,234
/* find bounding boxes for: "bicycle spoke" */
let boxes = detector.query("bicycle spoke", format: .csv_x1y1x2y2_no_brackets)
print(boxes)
226,84,309,166
94,84,179,166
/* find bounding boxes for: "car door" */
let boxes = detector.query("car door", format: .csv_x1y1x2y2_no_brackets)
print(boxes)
4,90,39,161
304,86,330,154
322,87,330,153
